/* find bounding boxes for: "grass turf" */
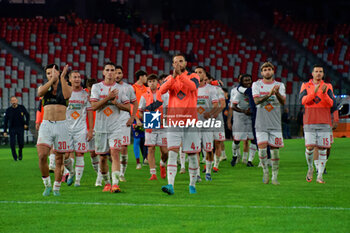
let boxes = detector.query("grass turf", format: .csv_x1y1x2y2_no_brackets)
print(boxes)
0,138,349,233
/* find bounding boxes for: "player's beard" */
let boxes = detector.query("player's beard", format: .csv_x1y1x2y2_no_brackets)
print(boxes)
180,67,186,73
264,75,273,80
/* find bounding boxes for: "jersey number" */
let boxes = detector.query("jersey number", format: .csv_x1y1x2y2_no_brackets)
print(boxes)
78,143,86,151
58,141,67,150
274,138,282,146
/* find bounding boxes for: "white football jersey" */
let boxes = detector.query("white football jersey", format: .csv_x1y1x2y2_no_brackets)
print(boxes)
252,79,286,131
197,84,218,121
90,81,130,133
66,88,91,133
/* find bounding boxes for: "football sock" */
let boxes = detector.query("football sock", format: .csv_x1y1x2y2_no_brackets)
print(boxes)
214,154,220,168
167,151,178,186
111,171,120,185
180,151,186,169
102,172,111,184
42,176,51,187
232,143,239,157
75,156,84,183
259,148,268,174
64,158,75,176
188,154,198,187
305,148,314,170
120,154,128,176
53,181,61,191
243,152,248,162
271,149,280,181
205,160,212,174
91,156,99,173
150,168,156,175
248,143,257,162
49,154,56,167
318,149,327,179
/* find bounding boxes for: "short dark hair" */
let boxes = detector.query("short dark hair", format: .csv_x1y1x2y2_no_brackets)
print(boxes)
195,66,206,72
135,70,147,80
115,65,123,71
103,62,116,70
312,64,324,71
240,74,252,86
158,74,168,81
44,63,60,72
68,70,79,78
172,53,186,61
147,74,158,82
86,78,97,88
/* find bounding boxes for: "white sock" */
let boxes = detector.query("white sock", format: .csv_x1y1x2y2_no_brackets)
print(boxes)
205,160,212,174
248,143,257,162
49,154,56,167
317,149,327,179
167,151,178,186
102,172,111,184
64,167,69,175
111,171,120,185
42,176,51,187
259,148,268,174
91,156,99,173
243,152,248,161
75,156,84,183
150,168,156,175
160,160,166,167
188,154,198,187
53,181,61,191
120,154,128,176
196,167,200,176
64,158,75,176
214,154,220,168
305,149,314,170
232,143,240,157
180,152,186,169
222,150,226,158
314,160,320,172
271,149,280,181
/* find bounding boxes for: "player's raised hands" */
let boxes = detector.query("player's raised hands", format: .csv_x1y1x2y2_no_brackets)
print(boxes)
314,84,320,93
60,64,69,80
321,84,328,93
51,65,59,82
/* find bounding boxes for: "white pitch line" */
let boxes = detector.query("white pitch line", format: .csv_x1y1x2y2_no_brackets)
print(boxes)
0,200,349,211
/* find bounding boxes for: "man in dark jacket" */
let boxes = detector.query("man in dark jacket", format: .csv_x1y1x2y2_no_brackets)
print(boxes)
3,96,29,161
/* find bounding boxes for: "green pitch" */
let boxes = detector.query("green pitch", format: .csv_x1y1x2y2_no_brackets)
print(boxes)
1,139,349,233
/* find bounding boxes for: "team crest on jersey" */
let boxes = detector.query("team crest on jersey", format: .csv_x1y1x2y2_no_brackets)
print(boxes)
103,107,113,117
313,96,321,104
71,111,80,120
177,91,186,100
144,110,161,129
264,103,274,112
197,106,205,114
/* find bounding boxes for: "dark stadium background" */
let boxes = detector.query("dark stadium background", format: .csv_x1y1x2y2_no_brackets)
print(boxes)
1,0,350,143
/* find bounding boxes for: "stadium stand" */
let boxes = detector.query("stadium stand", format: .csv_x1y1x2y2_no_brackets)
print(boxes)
279,21,350,81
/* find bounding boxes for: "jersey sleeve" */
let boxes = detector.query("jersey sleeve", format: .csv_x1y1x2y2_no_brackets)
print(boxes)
128,85,137,103
138,95,146,111
279,82,286,97
86,93,92,111
232,91,239,104
119,91,130,104
217,87,225,100
90,84,99,102
252,82,259,98
210,87,219,104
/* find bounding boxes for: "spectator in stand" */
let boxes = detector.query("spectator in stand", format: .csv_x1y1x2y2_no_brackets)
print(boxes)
89,33,100,47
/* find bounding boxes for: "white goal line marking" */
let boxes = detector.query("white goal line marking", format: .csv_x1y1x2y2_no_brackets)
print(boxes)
1,200,349,211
